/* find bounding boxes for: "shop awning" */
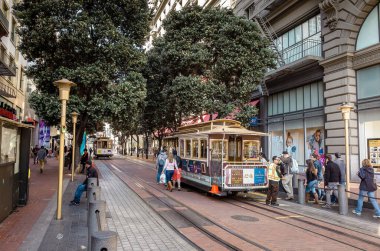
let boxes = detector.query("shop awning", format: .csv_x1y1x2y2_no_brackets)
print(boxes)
0,116,34,128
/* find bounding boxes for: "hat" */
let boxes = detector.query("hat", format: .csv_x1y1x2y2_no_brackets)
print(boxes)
282,151,289,155
335,152,341,158
86,160,92,166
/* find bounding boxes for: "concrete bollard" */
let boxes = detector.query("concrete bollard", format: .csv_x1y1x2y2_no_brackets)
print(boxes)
88,186,102,210
338,184,348,215
88,200,107,250
87,177,98,190
292,174,298,189
298,179,305,205
91,231,118,251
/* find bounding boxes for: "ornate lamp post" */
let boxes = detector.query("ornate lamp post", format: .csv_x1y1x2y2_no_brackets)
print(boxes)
54,79,76,220
338,103,354,192
71,112,79,182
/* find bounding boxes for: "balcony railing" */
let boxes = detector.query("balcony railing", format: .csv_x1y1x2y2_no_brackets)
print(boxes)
276,38,322,67
0,51,16,76
248,0,285,19
0,10,9,37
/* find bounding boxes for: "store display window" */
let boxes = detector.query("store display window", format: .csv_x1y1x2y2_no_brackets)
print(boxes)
268,122,283,159
1,126,17,163
359,109,380,172
285,120,305,166
305,117,325,160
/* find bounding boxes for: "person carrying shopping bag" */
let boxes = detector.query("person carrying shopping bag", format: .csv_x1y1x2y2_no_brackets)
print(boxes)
161,152,178,192
353,159,380,218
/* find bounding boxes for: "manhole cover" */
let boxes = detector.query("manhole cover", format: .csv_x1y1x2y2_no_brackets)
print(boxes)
231,215,259,222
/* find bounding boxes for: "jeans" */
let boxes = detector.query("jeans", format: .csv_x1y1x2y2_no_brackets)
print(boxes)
165,170,174,184
74,184,86,203
325,182,339,205
156,165,163,183
305,180,318,194
355,190,380,216
282,174,293,198
317,179,325,199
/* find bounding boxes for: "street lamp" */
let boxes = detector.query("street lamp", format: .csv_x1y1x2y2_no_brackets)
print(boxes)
71,112,79,182
338,103,354,192
54,79,76,220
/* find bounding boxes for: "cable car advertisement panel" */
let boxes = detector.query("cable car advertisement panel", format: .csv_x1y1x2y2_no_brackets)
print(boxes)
224,164,267,189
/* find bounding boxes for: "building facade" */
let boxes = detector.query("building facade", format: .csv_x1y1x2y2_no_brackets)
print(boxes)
146,0,237,50
235,0,380,178
0,0,35,223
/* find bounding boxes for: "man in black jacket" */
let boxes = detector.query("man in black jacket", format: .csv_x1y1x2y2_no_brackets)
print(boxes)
70,160,98,205
322,155,341,209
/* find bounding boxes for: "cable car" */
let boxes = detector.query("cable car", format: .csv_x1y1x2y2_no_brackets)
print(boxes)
164,119,268,196
93,137,113,158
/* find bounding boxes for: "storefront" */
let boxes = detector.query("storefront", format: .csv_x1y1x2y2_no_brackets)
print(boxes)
0,116,32,223
267,81,325,169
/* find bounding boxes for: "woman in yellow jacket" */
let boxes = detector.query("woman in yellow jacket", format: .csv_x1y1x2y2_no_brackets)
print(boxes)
266,156,282,206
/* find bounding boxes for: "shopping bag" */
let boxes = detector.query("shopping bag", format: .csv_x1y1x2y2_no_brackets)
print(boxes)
159,173,166,184
172,168,181,181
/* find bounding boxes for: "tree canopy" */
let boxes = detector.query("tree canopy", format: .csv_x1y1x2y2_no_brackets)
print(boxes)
14,0,149,145
145,6,276,130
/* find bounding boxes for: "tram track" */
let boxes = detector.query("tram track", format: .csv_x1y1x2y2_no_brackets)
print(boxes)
102,159,271,251
224,198,380,251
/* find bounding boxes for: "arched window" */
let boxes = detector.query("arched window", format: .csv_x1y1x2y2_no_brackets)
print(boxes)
356,4,380,50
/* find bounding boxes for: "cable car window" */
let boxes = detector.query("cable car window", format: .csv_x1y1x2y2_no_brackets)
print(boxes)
200,139,207,159
185,139,191,158
211,140,227,160
243,140,260,159
102,141,107,148
192,139,199,158
179,139,184,157
108,141,112,149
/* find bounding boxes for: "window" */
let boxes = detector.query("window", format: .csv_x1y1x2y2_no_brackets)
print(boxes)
357,65,380,99
285,120,305,165
211,140,227,160
192,139,199,158
19,68,23,90
1,126,17,162
185,139,191,158
356,4,380,50
179,139,184,157
243,141,260,159
200,139,207,158
268,81,323,116
11,18,16,43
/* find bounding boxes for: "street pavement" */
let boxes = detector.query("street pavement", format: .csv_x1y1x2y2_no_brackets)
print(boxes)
1,153,379,250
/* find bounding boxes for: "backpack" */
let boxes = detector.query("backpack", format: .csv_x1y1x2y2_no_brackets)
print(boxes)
158,155,165,167
291,158,299,174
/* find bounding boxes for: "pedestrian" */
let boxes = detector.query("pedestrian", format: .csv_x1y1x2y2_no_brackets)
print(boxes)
280,151,294,200
305,159,319,204
66,146,73,170
156,147,167,184
32,145,39,164
172,153,182,191
311,153,325,200
89,147,93,157
259,152,269,164
266,156,282,206
80,149,89,173
334,152,346,186
322,155,341,209
70,160,98,206
353,159,380,218
162,152,179,192
37,146,47,173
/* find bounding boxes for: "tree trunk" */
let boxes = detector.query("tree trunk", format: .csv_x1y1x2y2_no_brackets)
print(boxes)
136,134,140,157
75,113,89,165
130,136,133,156
145,132,149,159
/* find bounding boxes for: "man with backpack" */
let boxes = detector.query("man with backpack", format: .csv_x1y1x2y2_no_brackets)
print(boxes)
280,151,294,200
156,147,167,184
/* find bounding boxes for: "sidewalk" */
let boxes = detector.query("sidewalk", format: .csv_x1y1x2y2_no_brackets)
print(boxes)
0,157,70,251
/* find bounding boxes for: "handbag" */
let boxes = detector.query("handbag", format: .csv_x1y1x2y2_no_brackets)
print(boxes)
159,173,166,184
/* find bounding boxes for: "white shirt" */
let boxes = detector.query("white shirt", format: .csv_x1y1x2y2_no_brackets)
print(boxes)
163,159,178,171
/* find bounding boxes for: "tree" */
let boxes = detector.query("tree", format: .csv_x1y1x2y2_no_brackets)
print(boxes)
145,6,276,129
107,72,146,156
14,0,149,151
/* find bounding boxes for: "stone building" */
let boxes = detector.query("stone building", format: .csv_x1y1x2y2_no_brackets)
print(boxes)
234,0,380,179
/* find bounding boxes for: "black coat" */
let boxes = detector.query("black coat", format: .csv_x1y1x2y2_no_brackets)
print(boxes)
324,161,341,186
358,167,377,192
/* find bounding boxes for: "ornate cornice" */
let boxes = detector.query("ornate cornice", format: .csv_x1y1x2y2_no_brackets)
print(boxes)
319,52,354,73
319,0,339,31
353,43,380,70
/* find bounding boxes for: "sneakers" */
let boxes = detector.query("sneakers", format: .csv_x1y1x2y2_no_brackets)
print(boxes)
70,200,79,206
373,215,380,219
322,204,331,209
285,197,294,200
271,203,280,206
352,210,361,216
